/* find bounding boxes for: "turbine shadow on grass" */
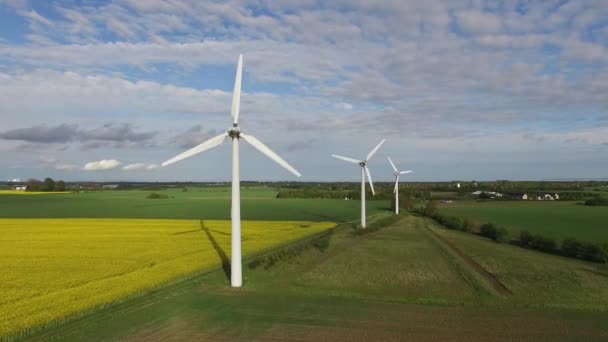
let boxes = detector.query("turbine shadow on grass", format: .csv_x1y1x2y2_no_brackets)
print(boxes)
200,219,231,282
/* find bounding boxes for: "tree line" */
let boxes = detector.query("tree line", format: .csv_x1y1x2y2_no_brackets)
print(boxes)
414,201,608,264
25,178,67,192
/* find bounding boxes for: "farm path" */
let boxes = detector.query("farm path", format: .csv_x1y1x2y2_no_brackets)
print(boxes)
420,217,513,296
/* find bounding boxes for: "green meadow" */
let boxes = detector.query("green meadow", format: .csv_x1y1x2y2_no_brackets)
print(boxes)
0,187,389,222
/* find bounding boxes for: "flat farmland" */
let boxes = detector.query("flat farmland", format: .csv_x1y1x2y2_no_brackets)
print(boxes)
24,216,608,341
0,218,335,337
439,200,608,242
0,188,389,222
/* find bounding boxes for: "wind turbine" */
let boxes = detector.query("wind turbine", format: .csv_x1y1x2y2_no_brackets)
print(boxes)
332,139,385,228
387,157,412,214
161,54,301,288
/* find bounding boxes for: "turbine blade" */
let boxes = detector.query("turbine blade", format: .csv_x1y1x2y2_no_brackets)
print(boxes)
240,133,301,177
394,175,399,194
162,133,228,167
364,166,375,195
231,54,243,125
366,138,386,161
387,156,398,173
399,170,413,175
331,155,361,164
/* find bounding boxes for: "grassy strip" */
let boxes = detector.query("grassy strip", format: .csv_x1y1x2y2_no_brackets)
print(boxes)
247,228,336,270
351,212,404,236
416,217,497,299
247,212,397,270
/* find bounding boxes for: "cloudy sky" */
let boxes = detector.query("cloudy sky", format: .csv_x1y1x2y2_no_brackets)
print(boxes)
1,0,607,182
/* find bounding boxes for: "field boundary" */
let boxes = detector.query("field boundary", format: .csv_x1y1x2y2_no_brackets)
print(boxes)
245,212,395,270
421,218,512,296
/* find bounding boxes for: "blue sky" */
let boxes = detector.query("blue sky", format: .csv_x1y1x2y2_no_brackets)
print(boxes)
0,0,608,182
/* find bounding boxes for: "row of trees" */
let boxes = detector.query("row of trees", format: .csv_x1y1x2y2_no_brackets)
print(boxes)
25,178,66,192
276,186,430,201
585,197,608,206
414,201,608,263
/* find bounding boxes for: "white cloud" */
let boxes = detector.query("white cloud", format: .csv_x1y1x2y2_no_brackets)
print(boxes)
21,10,52,26
122,163,159,171
83,159,121,171
456,10,502,34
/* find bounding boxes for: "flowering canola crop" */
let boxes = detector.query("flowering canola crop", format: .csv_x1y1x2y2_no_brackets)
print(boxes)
0,219,334,337
0,190,69,195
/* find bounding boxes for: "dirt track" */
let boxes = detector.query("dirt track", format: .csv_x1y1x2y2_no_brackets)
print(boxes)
423,220,513,296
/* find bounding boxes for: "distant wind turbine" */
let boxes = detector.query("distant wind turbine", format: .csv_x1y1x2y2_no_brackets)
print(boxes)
332,139,385,228
387,157,412,214
161,54,301,288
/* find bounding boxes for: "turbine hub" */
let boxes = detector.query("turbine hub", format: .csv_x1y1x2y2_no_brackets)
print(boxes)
359,161,366,167
228,126,241,139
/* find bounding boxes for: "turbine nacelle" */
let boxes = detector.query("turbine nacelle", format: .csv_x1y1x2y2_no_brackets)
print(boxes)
228,127,241,139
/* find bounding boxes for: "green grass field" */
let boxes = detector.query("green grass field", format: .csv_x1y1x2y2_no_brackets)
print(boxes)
439,200,608,242
22,216,608,341
0,188,389,222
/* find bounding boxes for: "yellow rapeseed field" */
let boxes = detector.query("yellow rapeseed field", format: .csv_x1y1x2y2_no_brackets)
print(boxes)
0,219,334,337
0,190,69,195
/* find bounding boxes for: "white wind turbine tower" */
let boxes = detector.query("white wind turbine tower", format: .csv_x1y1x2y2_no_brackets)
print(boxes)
332,139,385,228
161,54,301,288
387,157,412,214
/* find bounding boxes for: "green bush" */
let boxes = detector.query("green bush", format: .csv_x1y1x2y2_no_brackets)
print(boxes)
495,226,510,243
561,238,584,258
520,231,533,247
531,235,556,252
459,218,472,232
561,238,607,262
585,197,608,206
480,223,509,243
520,231,556,252
55,180,66,192
579,242,606,262
146,192,169,199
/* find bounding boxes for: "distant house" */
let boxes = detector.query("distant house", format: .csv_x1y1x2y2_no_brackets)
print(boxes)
456,183,461,188
102,184,119,190
544,194,555,201
13,185,27,191
471,191,503,198
522,194,528,200
554,194,560,200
